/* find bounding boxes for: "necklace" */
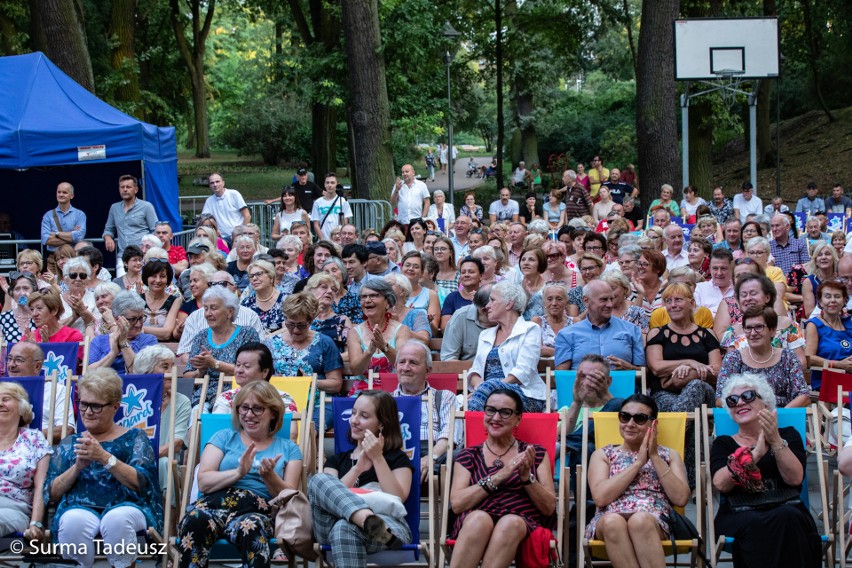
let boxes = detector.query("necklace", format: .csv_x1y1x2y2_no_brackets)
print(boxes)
484,438,516,468
257,290,276,303
820,315,844,331
748,346,774,365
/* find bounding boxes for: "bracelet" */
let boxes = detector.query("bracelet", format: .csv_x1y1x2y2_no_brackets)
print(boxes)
770,439,789,456
478,476,495,494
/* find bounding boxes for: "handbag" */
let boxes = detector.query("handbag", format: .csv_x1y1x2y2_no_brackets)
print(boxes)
725,478,801,512
269,487,318,560
660,510,709,567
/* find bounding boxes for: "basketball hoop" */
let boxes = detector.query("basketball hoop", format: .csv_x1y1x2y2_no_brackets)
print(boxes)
713,69,746,105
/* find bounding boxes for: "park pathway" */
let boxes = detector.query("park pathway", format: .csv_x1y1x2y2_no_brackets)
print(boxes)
424,156,491,202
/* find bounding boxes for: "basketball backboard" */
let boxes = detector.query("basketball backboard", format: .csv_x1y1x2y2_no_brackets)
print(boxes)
673,17,780,81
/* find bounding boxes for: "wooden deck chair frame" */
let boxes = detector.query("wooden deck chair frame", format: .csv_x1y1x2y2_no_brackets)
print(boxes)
701,404,835,568
815,367,852,456
577,410,704,568
832,387,852,568
437,408,568,567
316,393,432,567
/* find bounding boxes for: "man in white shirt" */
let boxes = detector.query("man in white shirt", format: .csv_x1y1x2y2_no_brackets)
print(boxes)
662,224,688,270
451,216,471,260
201,173,250,243
732,181,763,223
7,341,76,440
176,272,265,357
694,248,735,316
511,161,528,188
311,173,352,240
390,164,430,234
489,187,520,224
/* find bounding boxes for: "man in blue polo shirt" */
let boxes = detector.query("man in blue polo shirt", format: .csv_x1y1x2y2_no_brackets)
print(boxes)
554,280,645,371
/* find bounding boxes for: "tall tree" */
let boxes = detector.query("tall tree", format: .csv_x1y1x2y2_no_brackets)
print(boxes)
109,0,141,112
30,0,94,91
170,0,215,157
341,0,394,199
635,0,680,202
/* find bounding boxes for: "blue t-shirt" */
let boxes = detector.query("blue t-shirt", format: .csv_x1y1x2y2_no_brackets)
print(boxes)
87,332,158,373
208,429,302,499
441,291,472,316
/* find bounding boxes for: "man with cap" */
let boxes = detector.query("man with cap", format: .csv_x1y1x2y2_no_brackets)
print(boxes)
732,181,763,223
293,167,323,219
795,182,825,215
364,242,399,277
201,172,250,245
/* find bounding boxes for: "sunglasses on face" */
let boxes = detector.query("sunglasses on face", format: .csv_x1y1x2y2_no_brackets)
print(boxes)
725,389,762,408
618,411,652,425
67,272,87,280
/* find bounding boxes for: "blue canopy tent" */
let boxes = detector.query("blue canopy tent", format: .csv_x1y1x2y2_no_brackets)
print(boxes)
0,51,181,267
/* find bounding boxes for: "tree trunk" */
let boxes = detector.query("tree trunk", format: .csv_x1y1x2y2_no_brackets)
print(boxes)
688,98,713,197
30,0,94,92
340,0,394,200
170,0,215,158
110,0,141,110
494,0,504,189
312,102,337,177
635,0,680,203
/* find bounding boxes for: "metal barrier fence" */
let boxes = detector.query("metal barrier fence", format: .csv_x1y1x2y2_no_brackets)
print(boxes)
349,199,392,234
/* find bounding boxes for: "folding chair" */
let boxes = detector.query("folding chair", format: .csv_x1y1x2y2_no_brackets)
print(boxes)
439,409,567,567
230,375,316,442
369,371,461,393
578,411,703,568
549,369,639,411
315,395,430,567
815,368,852,455
702,405,834,567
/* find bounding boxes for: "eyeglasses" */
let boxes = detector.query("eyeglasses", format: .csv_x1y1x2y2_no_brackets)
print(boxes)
618,411,652,425
432,247,450,253
248,272,266,280
546,253,563,260
636,261,651,268
209,281,233,288
360,292,383,301
483,405,519,419
238,404,267,416
17,260,36,266
734,258,755,266
67,272,88,280
284,321,310,330
584,245,603,252
125,316,145,325
79,401,109,414
725,389,762,408
6,356,30,365
743,323,767,334
579,265,599,273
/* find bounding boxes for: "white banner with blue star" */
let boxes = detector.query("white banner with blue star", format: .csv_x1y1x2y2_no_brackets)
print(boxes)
75,374,163,453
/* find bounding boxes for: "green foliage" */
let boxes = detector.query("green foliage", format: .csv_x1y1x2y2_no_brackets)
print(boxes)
221,94,311,166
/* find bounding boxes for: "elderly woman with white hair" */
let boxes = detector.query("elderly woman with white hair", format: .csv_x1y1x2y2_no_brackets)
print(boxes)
323,256,364,324
467,281,547,412
710,372,821,568
278,234,310,281
174,263,214,340
472,245,505,288
90,281,123,337
139,234,162,255
60,256,98,334
532,283,573,358
385,273,431,342
601,270,649,336
226,234,257,291
427,189,455,235
184,286,262,411
88,291,158,373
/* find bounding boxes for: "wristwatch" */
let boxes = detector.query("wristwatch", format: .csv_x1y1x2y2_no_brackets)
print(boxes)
29,521,44,529
522,472,537,486
119,342,130,350
214,360,221,371
104,454,118,471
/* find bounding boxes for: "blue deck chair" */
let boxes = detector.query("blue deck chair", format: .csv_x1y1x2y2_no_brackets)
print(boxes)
552,370,638,410
706,406,834,566
178,412,294,563
5,375,45,429
316,395,426,567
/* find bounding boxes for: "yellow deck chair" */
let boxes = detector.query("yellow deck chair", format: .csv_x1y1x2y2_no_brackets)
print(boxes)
578,411,704,568
230,375,315,436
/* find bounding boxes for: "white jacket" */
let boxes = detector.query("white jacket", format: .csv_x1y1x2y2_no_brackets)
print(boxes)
469,317,546,401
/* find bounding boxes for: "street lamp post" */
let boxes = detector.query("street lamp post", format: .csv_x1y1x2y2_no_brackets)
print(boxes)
442,22,461,207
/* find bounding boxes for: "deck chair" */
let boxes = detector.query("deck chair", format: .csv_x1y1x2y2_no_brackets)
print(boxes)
369,371,461,393
702,405,834,567
550,369,639,411
173,411,297,565
816,369,852,455
6,375,46,429
315,395,429,567
439,409,567,567
830,387,852,568
578,411,704,568
230,375,316,441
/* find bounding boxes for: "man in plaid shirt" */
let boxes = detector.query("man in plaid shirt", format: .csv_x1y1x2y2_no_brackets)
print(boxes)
392,341,457,482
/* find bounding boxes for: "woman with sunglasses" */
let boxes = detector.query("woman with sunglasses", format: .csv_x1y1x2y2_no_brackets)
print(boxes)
308,390,415,566
271,187,310,241
0,251,49,308
542,240,573,288
0,271,38,344
804,280,852,390
711,373,821,568
58,257,98,335
45,368,162,568
716,306,809,408
178,380,303,567
714,274,805,371
433,236,459,306
585,394,690,568
87,291,157,373
448,388,556,568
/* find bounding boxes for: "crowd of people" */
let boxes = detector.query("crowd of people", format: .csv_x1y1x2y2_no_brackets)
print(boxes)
0,161,849,568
